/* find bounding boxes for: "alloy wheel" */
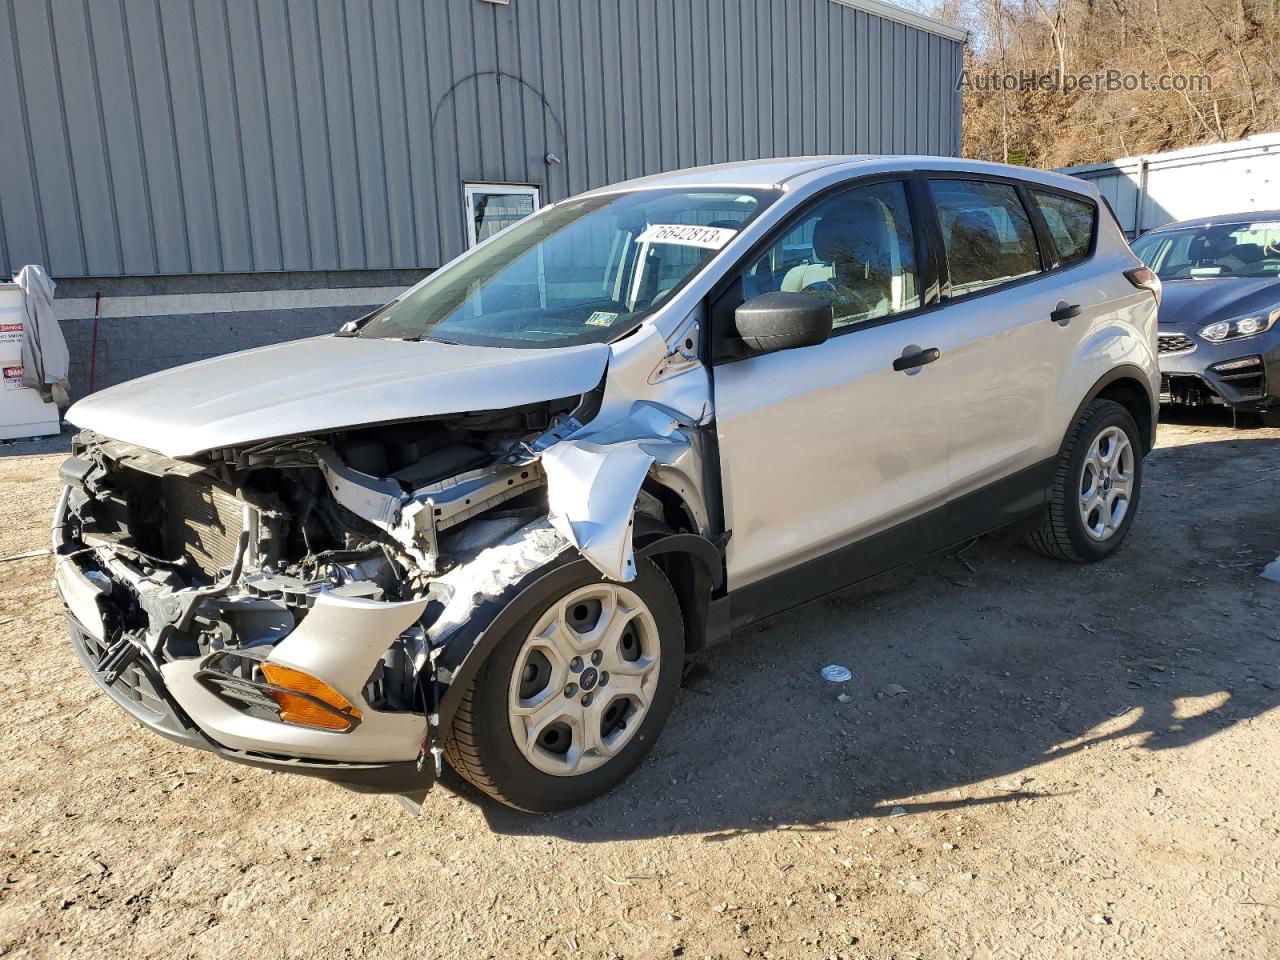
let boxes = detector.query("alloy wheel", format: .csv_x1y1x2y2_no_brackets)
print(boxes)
507,583,661,777
1078,425,1135,541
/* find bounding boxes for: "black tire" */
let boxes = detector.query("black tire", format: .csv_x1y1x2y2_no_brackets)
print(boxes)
1259,407,1280,428
1028,399,1144,563
442,558,685,813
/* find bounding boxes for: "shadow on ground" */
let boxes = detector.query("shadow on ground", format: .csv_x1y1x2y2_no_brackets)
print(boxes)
452,429,1280,842
0,430,70,458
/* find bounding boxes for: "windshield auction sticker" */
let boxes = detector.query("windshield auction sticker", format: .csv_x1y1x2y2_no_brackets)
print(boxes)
637,223,737,250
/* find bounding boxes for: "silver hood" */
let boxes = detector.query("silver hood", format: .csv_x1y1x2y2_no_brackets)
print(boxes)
66,335,611,458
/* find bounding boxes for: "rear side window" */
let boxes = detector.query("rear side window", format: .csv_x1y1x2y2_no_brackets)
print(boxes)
1032,190,1096,265
930,179,1041,296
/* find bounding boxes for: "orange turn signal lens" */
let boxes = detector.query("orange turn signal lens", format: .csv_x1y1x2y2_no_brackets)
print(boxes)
260,664,361,731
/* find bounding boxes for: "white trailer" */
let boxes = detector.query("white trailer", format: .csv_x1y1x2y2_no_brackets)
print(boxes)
0,282,61,440
1059,133,1280,237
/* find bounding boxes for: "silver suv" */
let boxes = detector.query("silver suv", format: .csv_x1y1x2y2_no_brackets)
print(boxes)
54,157,1161,812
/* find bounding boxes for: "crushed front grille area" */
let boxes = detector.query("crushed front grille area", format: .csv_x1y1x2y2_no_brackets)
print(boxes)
161,476,246,578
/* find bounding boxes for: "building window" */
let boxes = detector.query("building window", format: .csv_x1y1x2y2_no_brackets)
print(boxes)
464,183,540,248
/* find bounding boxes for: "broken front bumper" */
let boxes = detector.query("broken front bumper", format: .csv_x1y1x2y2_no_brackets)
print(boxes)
1158,329,1280,410
53,501,434,795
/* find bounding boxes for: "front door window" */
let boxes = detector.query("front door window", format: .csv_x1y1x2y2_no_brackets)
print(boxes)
741,180,921,329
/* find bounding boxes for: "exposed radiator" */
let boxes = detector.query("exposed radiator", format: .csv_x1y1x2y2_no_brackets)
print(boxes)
161,476,246,578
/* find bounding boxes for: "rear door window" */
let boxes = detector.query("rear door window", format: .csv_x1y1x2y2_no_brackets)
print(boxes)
1031,190,1096,265
929,179,1042,296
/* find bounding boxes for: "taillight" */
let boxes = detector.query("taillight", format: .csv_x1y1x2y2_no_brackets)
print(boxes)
1124,266,1162,305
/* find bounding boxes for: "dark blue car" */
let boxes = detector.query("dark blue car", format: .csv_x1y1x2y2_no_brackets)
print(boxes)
1132,212,1280,423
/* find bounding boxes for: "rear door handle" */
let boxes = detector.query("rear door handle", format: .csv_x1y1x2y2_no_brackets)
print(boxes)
893,347,941,372
1051,302,1082,325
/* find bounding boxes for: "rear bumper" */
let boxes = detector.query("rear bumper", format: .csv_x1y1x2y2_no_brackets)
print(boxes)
65,615,434,794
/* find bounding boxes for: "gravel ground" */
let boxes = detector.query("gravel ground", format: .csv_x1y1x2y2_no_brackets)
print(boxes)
0,413,1277,960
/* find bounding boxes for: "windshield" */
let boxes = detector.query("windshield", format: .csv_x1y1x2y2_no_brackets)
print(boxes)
358,188,776,347
1132,218,1280,280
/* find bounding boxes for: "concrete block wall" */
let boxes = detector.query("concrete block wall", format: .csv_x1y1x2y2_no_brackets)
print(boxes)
59,306,370,399
50,270,425,401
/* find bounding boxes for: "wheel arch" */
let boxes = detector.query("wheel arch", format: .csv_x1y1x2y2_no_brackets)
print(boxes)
1072,365,1157,454
635,529,724,656
431,532,724,729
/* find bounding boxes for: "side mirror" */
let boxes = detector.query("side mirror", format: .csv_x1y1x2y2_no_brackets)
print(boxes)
733,292,833,356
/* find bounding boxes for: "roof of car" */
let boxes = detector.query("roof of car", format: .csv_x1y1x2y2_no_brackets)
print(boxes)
582,156,1095,197
1143,211,1280,233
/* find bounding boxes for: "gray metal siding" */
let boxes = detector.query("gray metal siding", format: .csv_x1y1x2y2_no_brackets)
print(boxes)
0,0,964,279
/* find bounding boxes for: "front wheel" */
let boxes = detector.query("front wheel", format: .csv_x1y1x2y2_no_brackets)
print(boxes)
1028,398,1144,563
442,558,684,812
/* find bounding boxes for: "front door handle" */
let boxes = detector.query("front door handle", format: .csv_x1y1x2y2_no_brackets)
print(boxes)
893,346,941,372
1051,301,1082,325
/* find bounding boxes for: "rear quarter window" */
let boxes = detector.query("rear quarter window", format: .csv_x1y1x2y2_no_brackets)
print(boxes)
1032,190,1096,265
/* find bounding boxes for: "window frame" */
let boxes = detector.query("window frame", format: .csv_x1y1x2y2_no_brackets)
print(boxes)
1027,186,1100,270
920,172,1050,302
462,182,542,249
917,173,1100,306
708,173,940,363
706,170,1101,365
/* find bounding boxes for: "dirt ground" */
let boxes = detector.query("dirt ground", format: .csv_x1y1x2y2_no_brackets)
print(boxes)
0,412,1276,960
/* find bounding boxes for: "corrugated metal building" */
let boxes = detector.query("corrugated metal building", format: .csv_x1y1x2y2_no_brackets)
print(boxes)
0,0,966,395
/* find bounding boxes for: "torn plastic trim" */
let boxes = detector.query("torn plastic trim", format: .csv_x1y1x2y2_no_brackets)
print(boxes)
422,518,570,671
317,448,431,570
429,550,595,728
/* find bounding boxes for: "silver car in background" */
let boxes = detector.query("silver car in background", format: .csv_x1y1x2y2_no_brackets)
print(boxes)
53,156,1160,812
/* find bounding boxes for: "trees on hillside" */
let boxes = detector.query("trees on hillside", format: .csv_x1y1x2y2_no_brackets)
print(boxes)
922,0,1280,167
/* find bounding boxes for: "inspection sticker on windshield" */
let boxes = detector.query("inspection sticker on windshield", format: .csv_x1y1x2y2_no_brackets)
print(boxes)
637,223,737,250
585,311,619,327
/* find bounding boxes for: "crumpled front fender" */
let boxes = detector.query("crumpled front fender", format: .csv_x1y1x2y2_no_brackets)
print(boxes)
538,318,713,583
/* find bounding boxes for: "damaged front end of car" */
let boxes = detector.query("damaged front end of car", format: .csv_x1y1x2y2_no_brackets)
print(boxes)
53,324,722,799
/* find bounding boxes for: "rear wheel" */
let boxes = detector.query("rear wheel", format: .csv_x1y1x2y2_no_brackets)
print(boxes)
443,559,684,812
1028,399,1143,563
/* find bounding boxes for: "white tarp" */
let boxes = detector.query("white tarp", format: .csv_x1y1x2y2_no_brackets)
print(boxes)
13,265,70,407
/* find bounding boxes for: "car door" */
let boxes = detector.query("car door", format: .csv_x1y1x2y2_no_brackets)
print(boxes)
712,179,956,596
920,176,1091,511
